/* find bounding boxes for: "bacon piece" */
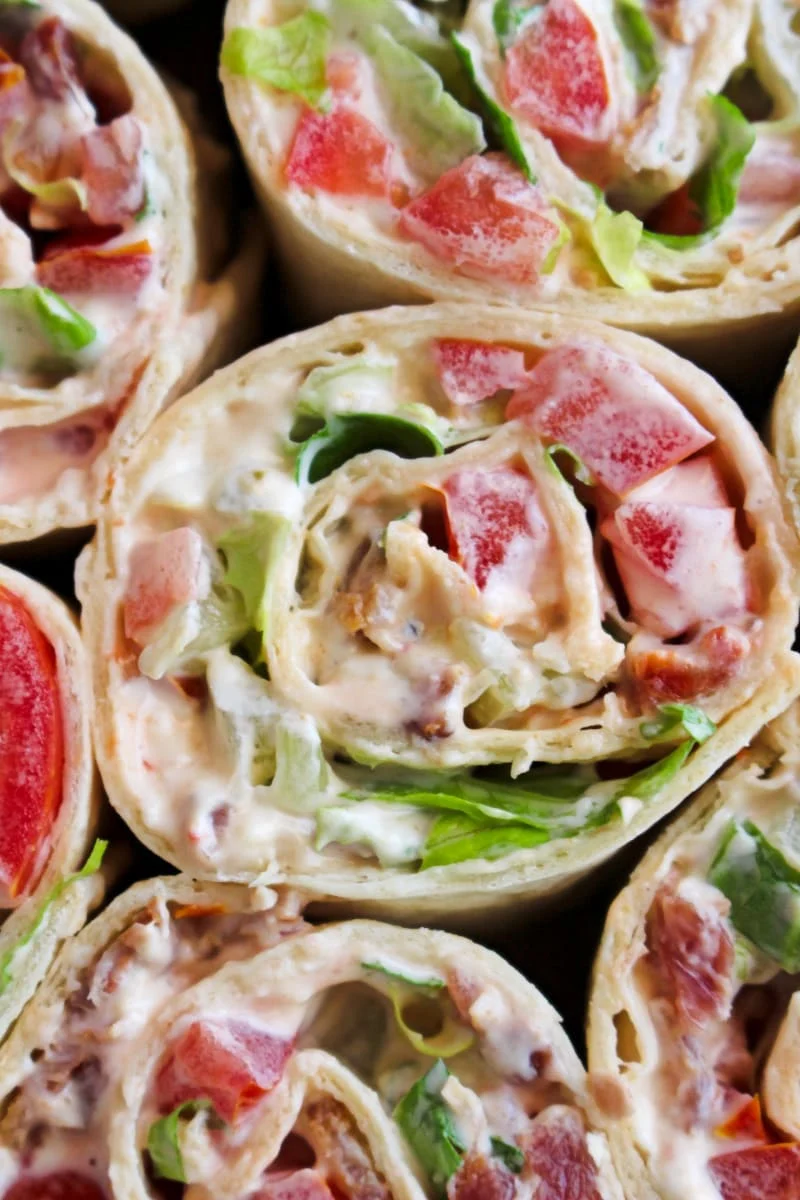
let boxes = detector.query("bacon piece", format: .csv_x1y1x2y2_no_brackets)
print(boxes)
602,459,749,639
286,106,393,199
3,1174,107,1200
646,883,734,1030
503,0,611,145
709,1144,800,1200
0,587,63,906
507,342,713,497
442,466,549,591
399,153,563,284
123,527,206,646
523,1105,603,1200
433,339,529,407
303,1097,391,1200
37,239,153,295
19,18,82,101
715,1096,768,1143
82,114,145,226
447,1154,515,1200
627,625,749,707
255,1170,335,1200
155,1019,294,1124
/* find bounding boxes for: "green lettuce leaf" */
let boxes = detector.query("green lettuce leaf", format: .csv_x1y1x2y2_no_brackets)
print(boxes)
491,1136,525,1174
331,0,465,91
217,513,291,639
589,205,651,291
644,94,754,250
545,442,595,485
394,1060,466,1196
0,839,107,996
640,703,716,745
147,1100,215,1183
362,961,445,989
614,0,659,92
0,285,96,358
450,32,534,181
293,357,396,437
421,813,549,869
316,802,432,865
611,741,694,803
295,412,443,486
710,819,800,972
221,12,331,109
366,26,485,180
271,712,331,801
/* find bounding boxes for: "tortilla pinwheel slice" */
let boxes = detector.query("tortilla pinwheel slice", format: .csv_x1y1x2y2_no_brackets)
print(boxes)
587,702,800,1200
0,882,624,1200
0,563,101,1046
0,0,263,547
79,304,800,920
220,0,800,365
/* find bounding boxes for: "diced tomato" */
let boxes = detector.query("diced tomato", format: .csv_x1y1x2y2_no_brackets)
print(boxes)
36,239,153,295
82,115,145,226
432,339,529,407
507,342,714,496
646,883,734,1031
155,1019,294,1124
523,1106,603,1200
123,527,206,646
715,1096,768,1144
646,182,703,238
19,18,82,101
286,106,393,199
503,0,611,146
628,625,749,707
448,1154,515,1200
399,153,563,284
602,461,749,639
3,1173,106,1200
710,1144,800,1200
0,587,63,906
442,466,548,591
255,1171,335,1200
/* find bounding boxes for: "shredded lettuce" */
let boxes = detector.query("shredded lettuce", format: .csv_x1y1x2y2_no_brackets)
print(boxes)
293,357,396,433
640,703,716,745
491,1137,525,1174
362,961,445,989
137,582,249,681
492,0,534,54
366,26,485,180
217,513,291,641
710,819,800,971
614,0,659,93
0,286,96,360
422,813,549,869
271,712,332,803
390,986,474,1057
545,442,595,485
295,412,443,486
221,12,331,109
0,839,107,996
450,32,534,181
394,1061,466,1196
147,1100,216,1183
644,94,754,249
316,802,432,865
329,0,463,88
206,649,280,785
589,205,651,291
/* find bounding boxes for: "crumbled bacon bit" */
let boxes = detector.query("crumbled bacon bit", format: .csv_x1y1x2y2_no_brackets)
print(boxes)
448,1153,515,1199
646,882,735,1030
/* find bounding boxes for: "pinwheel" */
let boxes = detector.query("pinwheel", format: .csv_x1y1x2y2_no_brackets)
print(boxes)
0,0,261,545
0,877,623,1199
221,0,800,371
0,563,100,1045
588,703,800,1200
79,304,800,919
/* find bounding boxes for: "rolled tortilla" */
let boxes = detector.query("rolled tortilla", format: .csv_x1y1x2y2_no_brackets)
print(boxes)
79,303,800,922
0,876,623,1200
770,334,800,530
0,563,101,1046
220,0,800,368
587,702,800,1200
0,0,263,547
